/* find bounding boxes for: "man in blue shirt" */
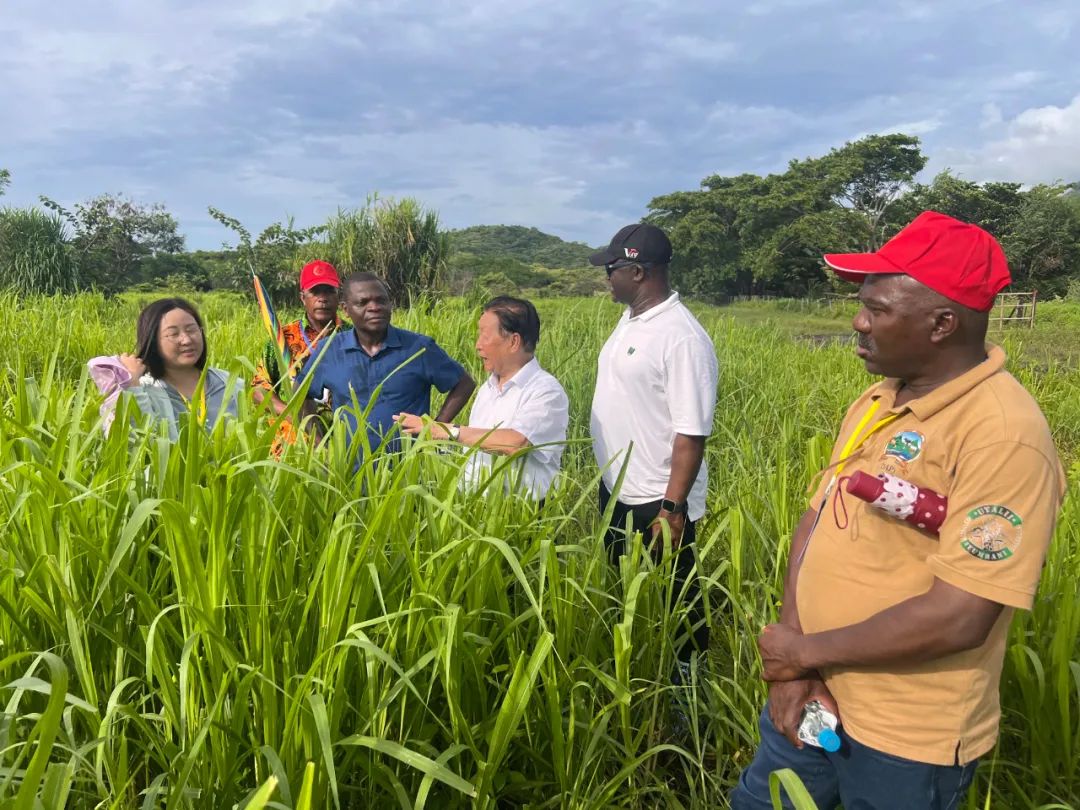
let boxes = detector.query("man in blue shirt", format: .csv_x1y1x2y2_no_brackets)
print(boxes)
299,272,475,452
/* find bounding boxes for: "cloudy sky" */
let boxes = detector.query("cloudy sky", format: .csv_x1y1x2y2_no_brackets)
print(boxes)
2,0,1078,249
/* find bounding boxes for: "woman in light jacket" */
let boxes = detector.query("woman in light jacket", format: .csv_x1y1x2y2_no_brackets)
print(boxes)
89,297,240,440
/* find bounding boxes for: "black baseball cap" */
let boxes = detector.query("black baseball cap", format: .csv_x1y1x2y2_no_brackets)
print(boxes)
589,223,673,266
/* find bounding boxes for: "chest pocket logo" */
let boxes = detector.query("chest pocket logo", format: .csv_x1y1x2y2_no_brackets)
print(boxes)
884,430,925,463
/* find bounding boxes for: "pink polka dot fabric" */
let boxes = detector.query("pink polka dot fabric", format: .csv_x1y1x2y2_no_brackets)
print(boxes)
846,470,948,536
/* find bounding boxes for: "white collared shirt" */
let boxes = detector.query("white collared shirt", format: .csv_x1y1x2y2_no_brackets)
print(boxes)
590,292,718,520
464,357,569,500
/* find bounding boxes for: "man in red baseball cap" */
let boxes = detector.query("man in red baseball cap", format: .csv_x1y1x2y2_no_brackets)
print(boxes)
253,259,349,419
824,210,1011,312
732,212,1065,810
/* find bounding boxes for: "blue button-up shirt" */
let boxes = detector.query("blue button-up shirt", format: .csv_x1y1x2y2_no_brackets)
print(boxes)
299,325,466,450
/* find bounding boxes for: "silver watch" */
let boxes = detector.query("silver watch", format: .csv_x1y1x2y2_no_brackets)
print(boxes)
447,423,461,441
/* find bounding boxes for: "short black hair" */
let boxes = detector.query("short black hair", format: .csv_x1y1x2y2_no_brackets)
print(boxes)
342,272,390,295
135,297,207,379
483,296,540,353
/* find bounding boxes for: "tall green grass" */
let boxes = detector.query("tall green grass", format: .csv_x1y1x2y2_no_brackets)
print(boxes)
0,208,79,296
0,292,1078,808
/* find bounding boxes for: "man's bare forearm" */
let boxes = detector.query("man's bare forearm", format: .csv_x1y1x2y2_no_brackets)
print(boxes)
448,425,529,455
435,374,476,422
797,578,1004,671
664,434,706,503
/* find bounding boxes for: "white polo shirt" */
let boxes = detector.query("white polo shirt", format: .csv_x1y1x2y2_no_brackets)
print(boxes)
464,357,569,500
590,292,718,520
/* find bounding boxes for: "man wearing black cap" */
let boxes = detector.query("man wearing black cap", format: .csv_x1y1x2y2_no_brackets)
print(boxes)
589,223,719,680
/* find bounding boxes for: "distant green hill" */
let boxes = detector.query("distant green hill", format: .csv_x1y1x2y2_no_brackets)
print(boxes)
449,225,595,268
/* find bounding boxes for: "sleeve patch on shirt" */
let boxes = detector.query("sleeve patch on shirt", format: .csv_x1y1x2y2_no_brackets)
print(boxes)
960,505,1023,562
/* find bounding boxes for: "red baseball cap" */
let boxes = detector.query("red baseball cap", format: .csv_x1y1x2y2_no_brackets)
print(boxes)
823,211,1011,312
299,260,341,291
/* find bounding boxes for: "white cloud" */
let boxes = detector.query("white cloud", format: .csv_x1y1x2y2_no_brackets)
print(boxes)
701,102,813,141
662,35,740,65
937,94,1080,185
1,0,1077,250
0,0,346,144
874,118,941,137
744,0,837,16
1031,7,1076,40
980,102,1003,129
987,70,1047,92
218,0,344,27
180,118,637,248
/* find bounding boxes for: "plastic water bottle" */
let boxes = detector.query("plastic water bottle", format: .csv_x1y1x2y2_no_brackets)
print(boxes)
798,701,841,752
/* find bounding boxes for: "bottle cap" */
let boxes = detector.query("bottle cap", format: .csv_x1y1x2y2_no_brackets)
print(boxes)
818,728,841,752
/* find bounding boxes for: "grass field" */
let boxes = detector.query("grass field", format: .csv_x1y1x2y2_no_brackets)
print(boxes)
0,291,1078,809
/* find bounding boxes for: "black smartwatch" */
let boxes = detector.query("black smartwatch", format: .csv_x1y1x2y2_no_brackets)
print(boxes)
660,498,688,515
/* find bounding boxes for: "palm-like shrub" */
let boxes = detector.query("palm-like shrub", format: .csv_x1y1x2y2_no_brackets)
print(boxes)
0,206,79,295
322,196,449,306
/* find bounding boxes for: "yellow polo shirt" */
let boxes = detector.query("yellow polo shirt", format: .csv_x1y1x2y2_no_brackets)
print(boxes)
798,345,1065,765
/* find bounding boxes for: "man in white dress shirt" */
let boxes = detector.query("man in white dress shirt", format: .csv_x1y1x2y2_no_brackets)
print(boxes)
395,296,569,501
590,223,719,675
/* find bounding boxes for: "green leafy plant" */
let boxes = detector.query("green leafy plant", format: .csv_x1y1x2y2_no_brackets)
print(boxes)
322,195,449,306
0,206,79,295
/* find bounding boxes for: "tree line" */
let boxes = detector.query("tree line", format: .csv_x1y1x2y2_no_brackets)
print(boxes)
647,134,1080,300
4,133,1080,302
0,181,451,305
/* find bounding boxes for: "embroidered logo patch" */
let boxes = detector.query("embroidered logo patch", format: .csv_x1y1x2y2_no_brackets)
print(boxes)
627,347,636,355
960,505,1023,562
884,430,924,463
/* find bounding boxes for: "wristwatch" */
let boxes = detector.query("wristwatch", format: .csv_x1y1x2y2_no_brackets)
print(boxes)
447,423,462,441
660,498,688,515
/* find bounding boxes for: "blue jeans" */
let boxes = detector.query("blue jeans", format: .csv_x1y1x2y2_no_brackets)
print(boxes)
730,704,978,810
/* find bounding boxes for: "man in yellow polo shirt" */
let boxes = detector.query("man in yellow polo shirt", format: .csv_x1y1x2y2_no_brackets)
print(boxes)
732,211,1066,809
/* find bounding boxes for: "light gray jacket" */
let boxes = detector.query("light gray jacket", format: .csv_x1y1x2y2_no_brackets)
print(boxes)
88,356,240,441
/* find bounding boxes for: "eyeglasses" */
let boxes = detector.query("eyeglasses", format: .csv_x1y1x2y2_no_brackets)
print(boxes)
160,325,203,343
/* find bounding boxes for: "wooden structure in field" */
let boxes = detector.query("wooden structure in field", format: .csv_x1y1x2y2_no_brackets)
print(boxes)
989,291,1037,330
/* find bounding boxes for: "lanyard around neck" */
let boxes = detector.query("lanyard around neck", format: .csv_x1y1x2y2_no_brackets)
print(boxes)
799,397,898,565
829,400,900,487
796,400,900,566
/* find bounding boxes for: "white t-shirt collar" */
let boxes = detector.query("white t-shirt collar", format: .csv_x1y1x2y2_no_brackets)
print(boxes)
626,291,681,322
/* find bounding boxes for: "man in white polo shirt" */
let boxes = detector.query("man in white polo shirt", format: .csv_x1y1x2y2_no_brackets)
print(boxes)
395,296,569,501
590,223,719,674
